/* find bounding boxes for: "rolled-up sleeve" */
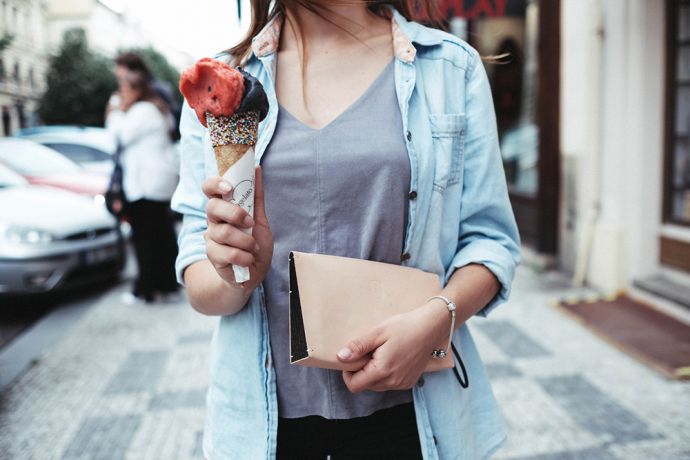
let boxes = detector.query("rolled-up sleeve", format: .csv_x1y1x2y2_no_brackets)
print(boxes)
444,52,521,317
171,101,210,285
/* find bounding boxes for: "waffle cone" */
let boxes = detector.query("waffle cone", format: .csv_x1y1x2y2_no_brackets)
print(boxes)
214,143,253,176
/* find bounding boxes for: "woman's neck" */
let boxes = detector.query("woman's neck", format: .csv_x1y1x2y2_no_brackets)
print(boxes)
281,3,388,52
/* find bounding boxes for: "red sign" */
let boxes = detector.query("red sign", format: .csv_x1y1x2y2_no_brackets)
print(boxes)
438,0,524,19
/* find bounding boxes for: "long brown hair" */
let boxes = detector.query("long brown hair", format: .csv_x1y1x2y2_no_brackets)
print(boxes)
123,70,170,116
227,0,444,65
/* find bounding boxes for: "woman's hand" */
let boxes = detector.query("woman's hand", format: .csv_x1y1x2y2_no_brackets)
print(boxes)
337,302,451,393
202,165,274,290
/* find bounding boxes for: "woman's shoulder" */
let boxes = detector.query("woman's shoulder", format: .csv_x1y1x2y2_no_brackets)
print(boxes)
405,20,480,71
127,101,170,130
129,100,162,116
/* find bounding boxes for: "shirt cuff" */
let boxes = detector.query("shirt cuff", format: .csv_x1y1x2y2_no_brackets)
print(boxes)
444,239,519,317
175,216,208,286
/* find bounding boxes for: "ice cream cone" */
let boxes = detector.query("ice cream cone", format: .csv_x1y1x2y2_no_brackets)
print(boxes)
180,58,269,285
206,111,259,175
213,143,252,176
206,111,259,284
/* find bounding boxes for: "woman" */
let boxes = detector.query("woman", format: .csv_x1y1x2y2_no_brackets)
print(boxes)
107,68,180,303
173,0,520,458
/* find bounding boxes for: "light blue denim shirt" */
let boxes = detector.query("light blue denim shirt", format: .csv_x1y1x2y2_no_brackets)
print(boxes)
172,7,521,459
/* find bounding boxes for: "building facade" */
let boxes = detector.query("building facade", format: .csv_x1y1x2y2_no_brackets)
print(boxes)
445,0,690,305
0,0,49,136
560,0,690,305
45,0,145,57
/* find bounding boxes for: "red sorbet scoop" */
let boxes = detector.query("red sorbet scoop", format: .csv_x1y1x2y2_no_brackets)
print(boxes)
179,58,245,127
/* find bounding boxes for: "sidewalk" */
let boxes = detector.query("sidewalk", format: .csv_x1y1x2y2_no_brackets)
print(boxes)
1,268,689,460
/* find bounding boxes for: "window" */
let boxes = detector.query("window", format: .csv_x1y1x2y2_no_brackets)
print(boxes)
450,1,541,196
12,61,19,82
0,140,80,176
43,143,112,164
442,0,560,252
666,0,690,225
0,58,5,82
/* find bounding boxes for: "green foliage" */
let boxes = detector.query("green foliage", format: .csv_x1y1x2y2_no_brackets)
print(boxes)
0,33,14,51
121,46,182,106
38,28,117,127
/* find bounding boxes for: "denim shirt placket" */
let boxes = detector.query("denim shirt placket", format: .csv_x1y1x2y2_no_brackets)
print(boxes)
394,58,419,267
252,50,281,459
393,56,439,460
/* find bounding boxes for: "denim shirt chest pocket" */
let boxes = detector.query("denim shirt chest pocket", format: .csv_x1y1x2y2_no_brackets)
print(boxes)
429,113,465,190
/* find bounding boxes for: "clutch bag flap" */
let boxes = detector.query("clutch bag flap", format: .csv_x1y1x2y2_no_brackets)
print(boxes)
289,251,455,372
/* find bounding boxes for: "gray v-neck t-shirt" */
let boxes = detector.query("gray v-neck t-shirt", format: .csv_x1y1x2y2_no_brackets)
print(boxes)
261,60,413,419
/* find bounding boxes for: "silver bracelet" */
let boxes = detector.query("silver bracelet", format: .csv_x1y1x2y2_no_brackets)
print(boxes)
427,295,456,359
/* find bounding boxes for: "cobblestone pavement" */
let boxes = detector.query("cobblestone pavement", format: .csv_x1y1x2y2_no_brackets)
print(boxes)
1,268,689,459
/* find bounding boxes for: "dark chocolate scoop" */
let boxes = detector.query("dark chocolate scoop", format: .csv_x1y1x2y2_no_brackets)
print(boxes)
235,68,269,121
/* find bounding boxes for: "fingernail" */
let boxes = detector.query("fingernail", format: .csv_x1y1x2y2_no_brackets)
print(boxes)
219,181,232,193
243,215,255,227
337,348,352,360
254,243,260,252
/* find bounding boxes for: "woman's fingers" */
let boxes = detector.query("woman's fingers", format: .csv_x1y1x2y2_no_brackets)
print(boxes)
207,223,259,253
202,176,234,199
342,360,388,394
205,236,256,268
206,197,255,227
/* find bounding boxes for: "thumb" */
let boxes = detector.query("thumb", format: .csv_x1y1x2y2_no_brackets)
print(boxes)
253,165,268,223
337,329,383,362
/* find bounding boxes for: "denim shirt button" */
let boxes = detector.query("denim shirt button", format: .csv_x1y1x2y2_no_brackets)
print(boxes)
408,190,417,200
401,252,411,261
417,377,425,387
406,130,412,142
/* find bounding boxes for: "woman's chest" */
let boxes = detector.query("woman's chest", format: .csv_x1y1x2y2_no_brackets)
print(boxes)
263,61,408,181
274,47,394,130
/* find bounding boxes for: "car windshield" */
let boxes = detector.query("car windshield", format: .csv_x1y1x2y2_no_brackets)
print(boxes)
0,140,81,175
0,164,28,187
43,143,112,163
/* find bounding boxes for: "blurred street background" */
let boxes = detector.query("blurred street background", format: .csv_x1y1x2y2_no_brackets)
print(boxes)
1,0,690,459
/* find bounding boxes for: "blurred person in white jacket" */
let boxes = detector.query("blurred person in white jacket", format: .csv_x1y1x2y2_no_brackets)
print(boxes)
107,67,180,303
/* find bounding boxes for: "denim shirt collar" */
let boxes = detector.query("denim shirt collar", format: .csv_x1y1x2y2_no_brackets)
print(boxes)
249,6,443,64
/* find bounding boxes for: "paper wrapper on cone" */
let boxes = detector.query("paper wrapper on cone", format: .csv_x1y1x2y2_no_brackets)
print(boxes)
207,111,260,284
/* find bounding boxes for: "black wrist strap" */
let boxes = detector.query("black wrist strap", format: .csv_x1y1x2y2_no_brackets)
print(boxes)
451,342,469,389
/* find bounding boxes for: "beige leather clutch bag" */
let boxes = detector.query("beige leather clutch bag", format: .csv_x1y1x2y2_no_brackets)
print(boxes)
288,251,455,372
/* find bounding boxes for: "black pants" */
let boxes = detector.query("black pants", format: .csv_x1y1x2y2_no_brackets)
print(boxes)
126,199,178,300
277,403,422,460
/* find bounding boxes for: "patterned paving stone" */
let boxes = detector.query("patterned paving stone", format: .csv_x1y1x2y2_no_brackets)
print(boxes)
148,389,206,411
485,362,523,379
491,379,601,458
2,269,688,459
125,409,205,460
538,375,660,444
192,430,204,458
61,415,141,460
176,332,213,345
512,447,617,460
607,441,690,460
477,320,551,359
104,350,170,395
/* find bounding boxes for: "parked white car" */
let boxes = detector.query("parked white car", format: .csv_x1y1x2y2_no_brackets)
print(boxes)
0,164,125,295
16,126,116,175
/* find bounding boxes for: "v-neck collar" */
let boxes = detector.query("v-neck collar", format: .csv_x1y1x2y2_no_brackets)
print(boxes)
276,59,394,132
